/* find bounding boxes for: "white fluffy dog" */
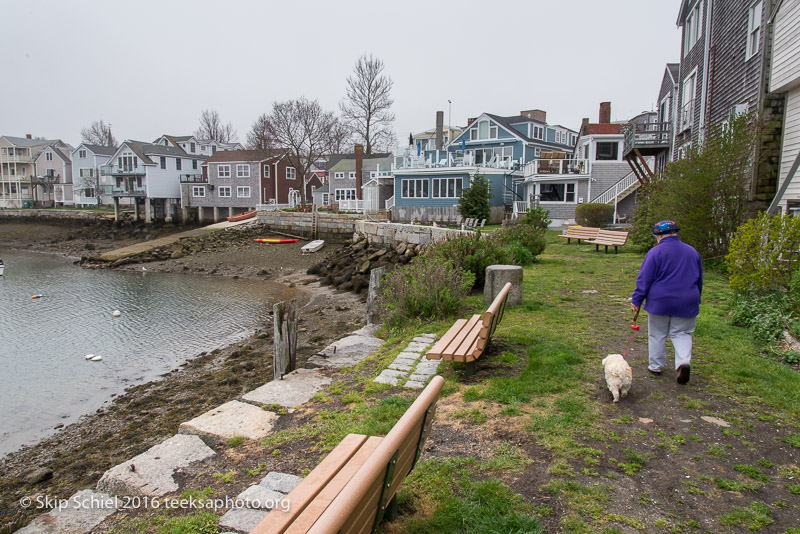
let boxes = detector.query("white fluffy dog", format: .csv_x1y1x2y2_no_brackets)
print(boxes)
602,354,632,403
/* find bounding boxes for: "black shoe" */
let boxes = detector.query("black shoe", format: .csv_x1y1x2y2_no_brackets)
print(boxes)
677,365,691,384
648,367,662,375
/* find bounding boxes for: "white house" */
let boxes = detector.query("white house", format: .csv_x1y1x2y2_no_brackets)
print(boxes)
70,144,116,206
102,140,205,222
767,0,800,214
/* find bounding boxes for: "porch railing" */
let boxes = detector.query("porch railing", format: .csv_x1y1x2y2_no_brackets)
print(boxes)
513,200,529,219
338,199,364,212
523,158,589,177
385,195,395,211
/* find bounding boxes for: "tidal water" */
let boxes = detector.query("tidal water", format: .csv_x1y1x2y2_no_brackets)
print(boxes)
0,248,299,457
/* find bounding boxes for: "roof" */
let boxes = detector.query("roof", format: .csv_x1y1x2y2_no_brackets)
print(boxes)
667,63,680,82
585,124,623,135
204,149,284,164
2,135,57,148
454,113,577,147
327,154,394,173
77,144,117,156
315,184,329,193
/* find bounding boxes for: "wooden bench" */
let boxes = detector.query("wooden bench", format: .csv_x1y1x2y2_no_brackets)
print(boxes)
586,229,629,254
251,375,444,534
557,225,600,244
425,282,512,374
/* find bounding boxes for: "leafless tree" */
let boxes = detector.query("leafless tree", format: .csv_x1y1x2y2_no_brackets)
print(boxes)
80,120,117,147
266,97,341,205
329,120,356,155
340,54,396,157
194,109,238,143
246,113,273,151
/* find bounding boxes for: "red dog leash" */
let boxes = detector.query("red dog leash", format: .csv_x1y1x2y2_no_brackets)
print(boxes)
623,308,641,359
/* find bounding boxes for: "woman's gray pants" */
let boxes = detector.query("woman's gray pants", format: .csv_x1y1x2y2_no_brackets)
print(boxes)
648,314,696,371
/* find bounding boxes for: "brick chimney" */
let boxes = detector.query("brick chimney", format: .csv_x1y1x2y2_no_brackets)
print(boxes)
354,144,363,200
26,134,32,139
521,109,547,122
467,117,477,126
435,111,444,150
599,102,611,124
581,118,590,136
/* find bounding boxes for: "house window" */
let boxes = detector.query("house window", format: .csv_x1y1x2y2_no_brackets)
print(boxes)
218,164,231,178
533,126,544,140
236,164,250,178
538,182,576,202
79,168,94,178
683,1,702,57
119,155,137,171
595,142,619,161
190,142,196,153
192,186,205,197
192,160,198,170
348,171,356,179
45,152,53,161
286,167,296,180
218,186,232,197
401,179,428,198
334,172,345,179
432,177,463,198
79,149,87,158
237,186,251,198
474,120,498,140
263,165,270,178
681,71,697,130
46,169,55,177
322,193,330,205
176,158,182,170
535,148,541,157
160,156,166,169
335,188,357,201
746,1,763,60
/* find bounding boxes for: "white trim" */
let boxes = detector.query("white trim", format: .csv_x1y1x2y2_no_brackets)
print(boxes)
237,185,251,198
236,164,250,178
218,164,231,178
400,178,429,199
746,0,763,61
218,186,232,197
286,167,296,180
192,186,206,197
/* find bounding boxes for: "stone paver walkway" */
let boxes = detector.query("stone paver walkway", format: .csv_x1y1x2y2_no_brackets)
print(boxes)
218,471,303,532
374,334,441,388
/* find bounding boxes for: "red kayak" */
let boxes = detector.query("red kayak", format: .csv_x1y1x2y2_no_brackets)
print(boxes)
227,209,256,222
254,238,298,244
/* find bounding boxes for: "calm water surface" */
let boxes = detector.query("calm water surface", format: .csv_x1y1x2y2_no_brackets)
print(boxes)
0,248,299,456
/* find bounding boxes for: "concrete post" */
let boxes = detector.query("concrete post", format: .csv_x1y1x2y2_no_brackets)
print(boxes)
366,266,386,325
134,199,140,221
145,199,152,223
213,207,220,222
113,197,120,221
484,264,523,306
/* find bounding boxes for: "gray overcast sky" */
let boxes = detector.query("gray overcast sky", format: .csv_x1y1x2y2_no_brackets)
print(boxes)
1,0,681,148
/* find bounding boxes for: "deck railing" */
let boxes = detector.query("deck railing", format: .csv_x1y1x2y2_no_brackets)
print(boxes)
338,199,364,212
623,122,671,153
523,158,589,177
594,172,640,205
385,195,395,211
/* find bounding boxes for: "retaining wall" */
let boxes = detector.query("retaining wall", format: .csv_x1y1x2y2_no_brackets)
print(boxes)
354,221,473,247
255,211,364,243
0,209,108,221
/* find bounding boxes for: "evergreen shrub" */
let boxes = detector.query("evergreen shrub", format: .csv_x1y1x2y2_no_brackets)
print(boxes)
575,203,614,228
459,174,491,221
427,233,511,287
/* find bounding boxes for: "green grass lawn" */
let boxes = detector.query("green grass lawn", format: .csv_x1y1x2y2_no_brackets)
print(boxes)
383,231,800,533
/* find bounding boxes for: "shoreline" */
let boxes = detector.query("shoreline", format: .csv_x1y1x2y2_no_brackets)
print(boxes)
0,220,365,530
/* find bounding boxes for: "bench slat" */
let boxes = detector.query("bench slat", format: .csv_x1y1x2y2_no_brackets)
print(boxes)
428,315,481,361
284,436,384,533
425,318,468,359
307,376,445,534
251,434,370,534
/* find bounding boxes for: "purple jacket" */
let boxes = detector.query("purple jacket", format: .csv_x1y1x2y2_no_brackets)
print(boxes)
632,235,703,317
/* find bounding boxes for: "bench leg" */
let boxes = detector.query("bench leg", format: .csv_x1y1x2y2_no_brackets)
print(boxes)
614,245,618,254
567,237,571,244
384,495,398,522
595,244,599,252
605,245,609,254
465,361,476,376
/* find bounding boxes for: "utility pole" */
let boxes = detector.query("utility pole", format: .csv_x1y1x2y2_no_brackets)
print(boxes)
448,100,452,144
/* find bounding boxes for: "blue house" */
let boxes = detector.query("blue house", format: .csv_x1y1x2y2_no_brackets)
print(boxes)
390,109,578,223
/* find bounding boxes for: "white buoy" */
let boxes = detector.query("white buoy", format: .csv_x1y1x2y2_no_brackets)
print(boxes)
91,355,102,361
112,310,121,317
84,354,95,360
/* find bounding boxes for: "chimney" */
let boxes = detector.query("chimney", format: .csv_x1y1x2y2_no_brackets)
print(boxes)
599,102,611,124
521,109,547,123
354,144,363,200
581,118,590,136
435,111,444,150
26,134,32,139
467,117,477,126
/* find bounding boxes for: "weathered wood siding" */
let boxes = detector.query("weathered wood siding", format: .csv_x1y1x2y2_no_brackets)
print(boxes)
775,90,800,208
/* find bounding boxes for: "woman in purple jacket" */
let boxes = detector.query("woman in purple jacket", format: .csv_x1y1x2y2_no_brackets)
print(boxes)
631,221,703,384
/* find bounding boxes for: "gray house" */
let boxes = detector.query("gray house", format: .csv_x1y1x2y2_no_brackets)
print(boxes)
71,144,116,206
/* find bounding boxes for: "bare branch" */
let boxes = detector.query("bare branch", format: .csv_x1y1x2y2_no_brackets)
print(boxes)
340,54,395,157
193,109,238,143
246,113,274,151
266,97,342,205
80,120,117,147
